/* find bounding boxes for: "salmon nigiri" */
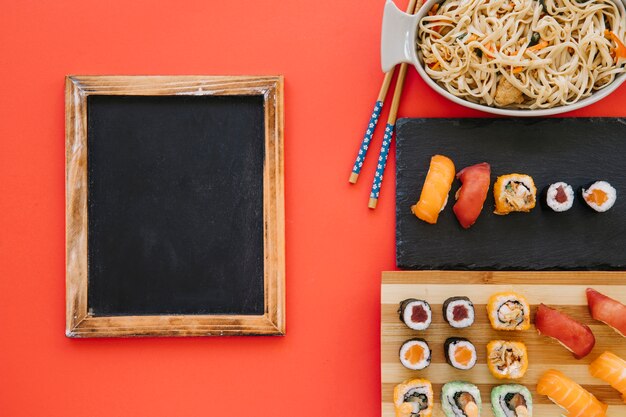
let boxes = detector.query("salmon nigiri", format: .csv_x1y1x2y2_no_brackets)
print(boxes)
589,351,626,402
587,288,626,337
411,155,455,224
537,369,608,417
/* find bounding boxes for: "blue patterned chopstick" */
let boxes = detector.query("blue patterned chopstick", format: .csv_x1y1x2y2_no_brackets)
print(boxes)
349,100,384,183
368,62,409,209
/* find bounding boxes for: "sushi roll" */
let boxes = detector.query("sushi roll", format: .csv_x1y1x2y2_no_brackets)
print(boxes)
487,292,530,331
444,337,477,370
441,381,481,417
487,340,529,380
491,385,533,417
398,299,432,331
400,338,431,370
393,378,434,417
582,181,617,212
543,182,574,212
411,155,456,224
493,174,536,215
443,296,475,328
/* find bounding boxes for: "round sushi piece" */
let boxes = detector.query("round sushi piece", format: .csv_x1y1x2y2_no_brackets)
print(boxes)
444,337,477,370
487,340,529,380
491,385,533,417
400,338,432,370
582,181,617,212
443,296,475,328
544,182,574,212
487,292,531,331
394,378,434,417
493,174,536,215
441,381,482,417
398,299,432,331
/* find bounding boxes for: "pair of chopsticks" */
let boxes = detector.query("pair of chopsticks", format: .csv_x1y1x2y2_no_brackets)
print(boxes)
349,0,421,209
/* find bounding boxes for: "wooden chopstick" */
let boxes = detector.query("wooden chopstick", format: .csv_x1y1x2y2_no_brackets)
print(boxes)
348,0,420,185
367,0,421,209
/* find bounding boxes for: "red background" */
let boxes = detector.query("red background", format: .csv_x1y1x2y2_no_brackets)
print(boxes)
1,0,625,416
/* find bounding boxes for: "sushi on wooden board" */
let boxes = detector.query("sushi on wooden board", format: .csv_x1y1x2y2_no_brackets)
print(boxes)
381,271,626,417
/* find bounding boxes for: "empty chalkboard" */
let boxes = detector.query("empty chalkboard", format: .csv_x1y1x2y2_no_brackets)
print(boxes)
66,76,285,337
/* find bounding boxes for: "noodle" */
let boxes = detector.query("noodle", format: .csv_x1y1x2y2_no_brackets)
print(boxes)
416,0,626,108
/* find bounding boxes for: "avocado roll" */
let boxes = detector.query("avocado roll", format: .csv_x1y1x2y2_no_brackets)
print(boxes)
487,340,529,380
491,385,533,417
443,296,475,328
444,337,477,370
441,381,481,417
400,338,431,370
493,174,536,215
398,299,432,331
393,378,434,417
487,292,530,331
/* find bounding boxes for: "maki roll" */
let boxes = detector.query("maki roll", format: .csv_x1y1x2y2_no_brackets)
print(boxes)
487,292,530,331
491,385,533,417
441,381,481,417
398,299,432,331
493,174,536,215
582,181,617,212
443,296,475,328
393,378,434,417
487,340,529,380
444,337,477,370
400,338,431,370
544,182,574,212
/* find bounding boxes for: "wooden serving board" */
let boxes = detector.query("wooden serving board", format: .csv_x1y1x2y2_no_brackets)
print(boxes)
381,271,626,417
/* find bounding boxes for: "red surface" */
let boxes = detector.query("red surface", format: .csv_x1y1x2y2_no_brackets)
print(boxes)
1,0,626,416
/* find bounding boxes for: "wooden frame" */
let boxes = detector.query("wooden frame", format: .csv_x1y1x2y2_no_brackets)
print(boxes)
65,75,285,337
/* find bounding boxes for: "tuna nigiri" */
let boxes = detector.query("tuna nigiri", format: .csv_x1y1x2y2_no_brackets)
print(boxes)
537,369,607,417
453,162,491,229
535,304,595,359
589,351,626,402
587,288,626,337
411,155,455,224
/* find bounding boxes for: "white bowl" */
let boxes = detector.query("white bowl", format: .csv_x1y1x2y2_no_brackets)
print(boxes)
381,0,626,116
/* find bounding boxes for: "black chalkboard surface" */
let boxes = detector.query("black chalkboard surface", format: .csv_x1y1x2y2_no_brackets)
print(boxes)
396,118,626,270
86,95,265,316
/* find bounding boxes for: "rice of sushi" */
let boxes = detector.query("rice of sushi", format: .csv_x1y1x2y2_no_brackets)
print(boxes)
443,296,475,328
491,384,533,417
544,182,574,212
398,299,432,331
441,381,481,417
582,181,617,212
400,338,431,370
444,337,477,370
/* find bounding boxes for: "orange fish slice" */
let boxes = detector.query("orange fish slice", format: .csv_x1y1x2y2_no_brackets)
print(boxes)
537,369,608,417
590,351,626,402
411,155,455,224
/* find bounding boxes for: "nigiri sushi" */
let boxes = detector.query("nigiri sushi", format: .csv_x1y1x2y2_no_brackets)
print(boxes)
589,351,626,402
535,303,595,359
537,369,607,417
587,288,626,337
394,378,434,417
411,155,455,224
453,162,491,229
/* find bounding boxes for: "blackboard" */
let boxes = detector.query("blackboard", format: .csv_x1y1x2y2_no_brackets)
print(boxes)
66,76,285,337
87,94,265,316
396,118,626,270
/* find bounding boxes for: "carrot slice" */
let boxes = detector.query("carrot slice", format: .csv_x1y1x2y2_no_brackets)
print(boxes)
527,40,549,52
605,30,626,60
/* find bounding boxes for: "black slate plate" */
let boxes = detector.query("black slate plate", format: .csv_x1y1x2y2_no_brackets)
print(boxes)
396,118,626,270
